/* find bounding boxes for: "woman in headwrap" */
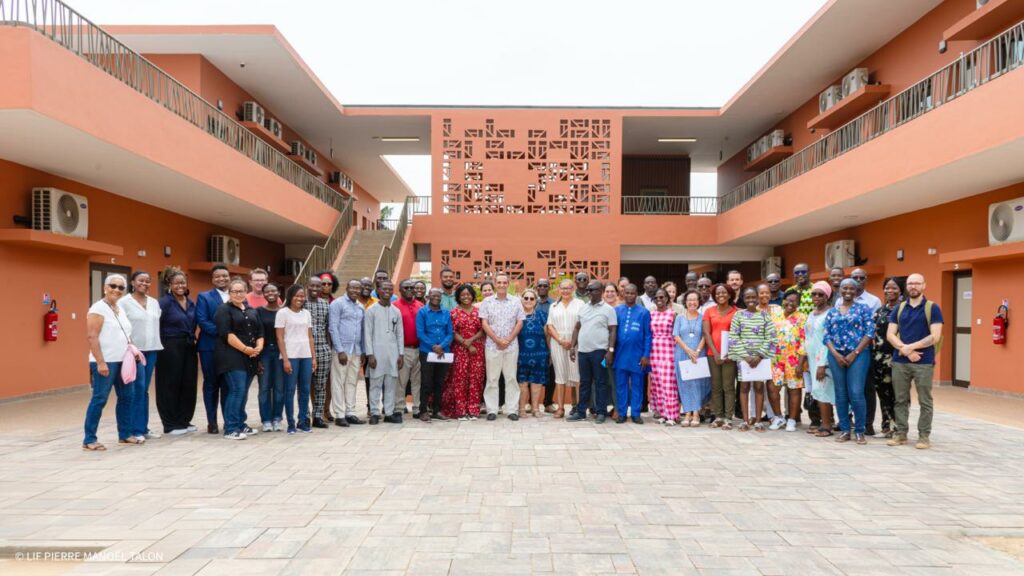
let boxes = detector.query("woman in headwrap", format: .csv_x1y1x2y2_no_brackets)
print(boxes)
804,281,835,437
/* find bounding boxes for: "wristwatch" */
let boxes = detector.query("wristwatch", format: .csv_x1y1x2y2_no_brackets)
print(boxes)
608,347,615,352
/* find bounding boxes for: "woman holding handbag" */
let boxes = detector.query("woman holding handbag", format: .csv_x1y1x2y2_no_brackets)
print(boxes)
83,274,143,450
122,271,163,442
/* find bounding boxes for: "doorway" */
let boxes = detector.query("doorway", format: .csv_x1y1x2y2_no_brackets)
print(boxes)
90,263,132,304
953,272,972,388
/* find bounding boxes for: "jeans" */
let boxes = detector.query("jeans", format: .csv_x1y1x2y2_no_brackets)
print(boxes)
615,369,644,417
284,357,313,426
892,362,935,439
84,361,135,444
130,351,158,436
258,349,285,424
221,370,248,435
199,349,225,427
577,350,608,417
829,349,869,434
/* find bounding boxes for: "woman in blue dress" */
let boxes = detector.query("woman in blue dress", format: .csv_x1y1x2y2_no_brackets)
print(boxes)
673,290,710,427
517,288,549,417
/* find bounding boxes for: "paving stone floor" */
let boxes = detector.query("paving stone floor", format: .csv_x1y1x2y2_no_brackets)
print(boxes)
1,394,1023,575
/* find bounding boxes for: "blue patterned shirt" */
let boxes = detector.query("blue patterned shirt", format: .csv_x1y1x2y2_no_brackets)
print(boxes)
823,302,874,353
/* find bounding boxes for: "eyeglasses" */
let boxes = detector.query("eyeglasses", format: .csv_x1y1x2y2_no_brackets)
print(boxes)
229,289,247,295
852,275,866,280
522,296,535,301
107,284,126,291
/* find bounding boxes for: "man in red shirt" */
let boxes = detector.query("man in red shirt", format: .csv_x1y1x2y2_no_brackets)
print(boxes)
246,268,269,308
393,280,423,416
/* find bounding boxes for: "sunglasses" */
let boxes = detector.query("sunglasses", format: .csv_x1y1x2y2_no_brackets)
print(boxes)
794,270,809,276
811,291,826,297
852,276,866,280
107,284,126,291
522,296,536,301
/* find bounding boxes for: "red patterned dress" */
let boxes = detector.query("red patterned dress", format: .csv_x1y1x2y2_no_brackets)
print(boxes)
442,306,485,417
649,308,679,420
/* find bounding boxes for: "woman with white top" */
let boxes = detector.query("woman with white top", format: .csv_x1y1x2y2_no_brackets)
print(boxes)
545,279,582,418
83,274,139,451
122,271,163,442
276,284,316,434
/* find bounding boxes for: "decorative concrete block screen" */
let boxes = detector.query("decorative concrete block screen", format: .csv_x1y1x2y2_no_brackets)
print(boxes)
439,248,610,285
440,117,613,214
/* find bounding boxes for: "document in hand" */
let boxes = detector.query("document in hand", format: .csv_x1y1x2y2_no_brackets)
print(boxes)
427,352,454,363
738,359,773,382
677,357,711,380
720,331,729,356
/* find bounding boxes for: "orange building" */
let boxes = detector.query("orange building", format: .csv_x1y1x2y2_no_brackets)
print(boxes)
2,0,1024,398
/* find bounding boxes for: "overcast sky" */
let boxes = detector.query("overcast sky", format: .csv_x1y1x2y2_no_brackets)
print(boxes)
77,0,827,195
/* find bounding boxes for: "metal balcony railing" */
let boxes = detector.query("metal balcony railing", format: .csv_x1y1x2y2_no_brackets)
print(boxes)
621,195,717,215
721,18,1024,213
0,0,347,212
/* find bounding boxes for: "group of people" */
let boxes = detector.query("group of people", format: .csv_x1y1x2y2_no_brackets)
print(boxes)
82,262,942,451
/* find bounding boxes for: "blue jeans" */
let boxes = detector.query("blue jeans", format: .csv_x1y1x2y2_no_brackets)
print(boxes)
221,370,249,434
84,361,135,444
199,349,226,427
283,357,312,426
577,350,609,417
615,369,644,418
131,351,158,436
829,349,869,434
259,349,285,424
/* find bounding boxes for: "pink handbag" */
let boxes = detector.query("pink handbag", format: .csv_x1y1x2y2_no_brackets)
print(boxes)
107,301,146,384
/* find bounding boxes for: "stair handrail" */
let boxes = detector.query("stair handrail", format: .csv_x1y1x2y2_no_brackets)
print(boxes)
373,196,415,280
295,198,353,285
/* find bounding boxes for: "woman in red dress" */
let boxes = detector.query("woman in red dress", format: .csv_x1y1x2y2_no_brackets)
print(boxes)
443,284,485,420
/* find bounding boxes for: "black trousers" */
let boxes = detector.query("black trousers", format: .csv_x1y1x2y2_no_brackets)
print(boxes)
419,352,450,415
156,336,198,432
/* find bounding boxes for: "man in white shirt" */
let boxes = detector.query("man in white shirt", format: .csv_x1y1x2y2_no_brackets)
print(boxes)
478,274,526,421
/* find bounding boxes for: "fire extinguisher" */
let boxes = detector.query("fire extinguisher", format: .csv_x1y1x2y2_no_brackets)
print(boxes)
44,300,58,342
993,303,1009,345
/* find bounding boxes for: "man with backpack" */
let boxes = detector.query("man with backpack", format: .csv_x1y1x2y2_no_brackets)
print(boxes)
885,273,944,449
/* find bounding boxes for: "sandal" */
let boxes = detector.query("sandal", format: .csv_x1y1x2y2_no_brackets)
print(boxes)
722,421,733,430
82,442,106,451
754,422,767,433
738,422,751,432
856,434,867,445
806,425,819,434
553,409,564,419
118,437,144,445
835,432,851,443
815,428,834,437
710,419,724,428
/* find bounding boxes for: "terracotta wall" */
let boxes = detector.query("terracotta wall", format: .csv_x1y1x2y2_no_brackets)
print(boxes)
719,0,983,196
773,181,1024,391
0,160,284,399
145,54,380,224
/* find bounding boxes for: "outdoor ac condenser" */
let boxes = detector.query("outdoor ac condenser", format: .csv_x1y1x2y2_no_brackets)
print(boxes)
824,240,856,270
32,188,89,239
209,235,241,266
988,196,1024,245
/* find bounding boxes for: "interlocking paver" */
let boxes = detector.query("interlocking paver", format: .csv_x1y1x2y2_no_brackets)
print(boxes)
1,392,1024,575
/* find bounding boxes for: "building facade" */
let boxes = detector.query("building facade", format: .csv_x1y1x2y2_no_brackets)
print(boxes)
2,0,1023,398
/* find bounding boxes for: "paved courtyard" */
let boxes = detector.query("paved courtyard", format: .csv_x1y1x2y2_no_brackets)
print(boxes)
1,391,1023,576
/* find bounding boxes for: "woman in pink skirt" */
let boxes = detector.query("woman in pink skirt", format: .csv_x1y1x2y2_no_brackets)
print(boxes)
649,289,679,426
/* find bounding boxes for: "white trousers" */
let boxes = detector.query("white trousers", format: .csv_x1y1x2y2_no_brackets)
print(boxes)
394,347,421,414
484,348,520,416
330,353,362,418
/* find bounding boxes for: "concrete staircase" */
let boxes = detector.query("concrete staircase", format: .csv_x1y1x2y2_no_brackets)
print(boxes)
333,229,395,283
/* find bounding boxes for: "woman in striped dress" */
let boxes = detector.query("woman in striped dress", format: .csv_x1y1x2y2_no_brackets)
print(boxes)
727,287,777,432
545,279,582,418
649,289,679,426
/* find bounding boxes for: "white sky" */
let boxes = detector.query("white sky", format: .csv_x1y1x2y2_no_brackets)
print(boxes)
76,0,827,197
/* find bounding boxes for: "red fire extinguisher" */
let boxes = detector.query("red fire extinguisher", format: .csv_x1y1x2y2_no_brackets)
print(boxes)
993,303,1009,345
44,300,58,342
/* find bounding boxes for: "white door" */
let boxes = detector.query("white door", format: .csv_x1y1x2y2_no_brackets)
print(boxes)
954,274,972,387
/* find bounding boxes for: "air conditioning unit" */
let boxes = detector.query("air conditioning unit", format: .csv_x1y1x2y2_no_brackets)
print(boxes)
988,196,1024,245
824,240,856,270
841,68,869,97
328,171,354,193
290,141,307,159
761,257,782,279
767,129,785,147
304,148,318,166
32,188,89,238
819,85,843,113
264,117,282,139
284,258,304,277
242,101,264,125
209,235,241,266
978,0,990,8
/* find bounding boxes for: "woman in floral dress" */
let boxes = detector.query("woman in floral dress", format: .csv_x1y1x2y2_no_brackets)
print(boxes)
649,289,679,426
770,290,807,432
443,284,485,420
872,278,903,437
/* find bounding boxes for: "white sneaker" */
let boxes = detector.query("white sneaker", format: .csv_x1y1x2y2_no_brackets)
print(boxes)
132,435,147,443
769,417,785,431
243,426,258,435
186,425,197,432
168,428,189,436
272,421,283,432
262,422,273,433
786,419,797,432
224,432,246,440
145,430,162,439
